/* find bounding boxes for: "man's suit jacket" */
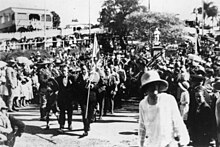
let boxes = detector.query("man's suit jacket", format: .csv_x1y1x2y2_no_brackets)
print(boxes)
193,102,216,142
55,75,76,107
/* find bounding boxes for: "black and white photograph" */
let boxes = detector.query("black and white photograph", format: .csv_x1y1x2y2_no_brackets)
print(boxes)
0,0,220,146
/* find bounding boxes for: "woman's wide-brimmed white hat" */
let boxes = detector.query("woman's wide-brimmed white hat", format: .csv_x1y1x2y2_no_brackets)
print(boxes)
141,70,168,92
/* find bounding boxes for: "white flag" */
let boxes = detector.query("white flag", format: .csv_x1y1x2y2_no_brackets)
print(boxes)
92,34,100,60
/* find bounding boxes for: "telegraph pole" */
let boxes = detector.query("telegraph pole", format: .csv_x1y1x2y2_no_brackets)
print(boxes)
202,0,204,36
89,0,91,45
44,0,46,50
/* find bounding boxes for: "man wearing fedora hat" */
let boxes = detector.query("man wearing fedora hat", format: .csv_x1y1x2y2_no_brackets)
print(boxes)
139,70,189,147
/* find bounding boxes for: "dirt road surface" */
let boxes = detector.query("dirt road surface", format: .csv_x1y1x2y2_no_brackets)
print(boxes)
10,98,140,147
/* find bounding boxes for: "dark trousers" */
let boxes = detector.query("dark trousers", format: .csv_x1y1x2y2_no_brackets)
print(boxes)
80,101,96,132
97,91,105,118
58,104,73,128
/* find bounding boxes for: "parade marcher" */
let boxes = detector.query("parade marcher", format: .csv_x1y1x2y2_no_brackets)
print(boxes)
115,63,127,108
38,60,52,121
139,70,189,147
76,64,99,136
191,86,216,147
107,64,120,114
5,59,19,112
45,78,59,130
56,65,76,133
96,67,107,120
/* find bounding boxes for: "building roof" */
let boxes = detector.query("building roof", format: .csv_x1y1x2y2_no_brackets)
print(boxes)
0,7,50,14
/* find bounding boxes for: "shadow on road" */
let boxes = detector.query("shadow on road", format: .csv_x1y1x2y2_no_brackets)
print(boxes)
119,129,138,136
95,119,137,123
25,125,59,135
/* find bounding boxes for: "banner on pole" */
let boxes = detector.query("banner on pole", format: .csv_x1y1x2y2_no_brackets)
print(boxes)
92,34,100,63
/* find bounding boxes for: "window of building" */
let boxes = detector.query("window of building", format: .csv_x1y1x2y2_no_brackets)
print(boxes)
7,14,10,21
29,14,40,21
41,14,52,22
1,16,5,23
41,14,45,21
46,15,51,22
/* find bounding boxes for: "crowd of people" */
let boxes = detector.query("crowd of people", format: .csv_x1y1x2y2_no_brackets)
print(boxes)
0,37,220,146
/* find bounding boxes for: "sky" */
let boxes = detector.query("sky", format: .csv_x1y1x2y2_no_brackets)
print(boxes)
0,0,219,27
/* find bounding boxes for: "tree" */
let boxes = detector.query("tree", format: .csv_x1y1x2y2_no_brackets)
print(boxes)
99,0,143,50
206,4,218,29
51,11,61,29
197,1,218,28
126,11,184,44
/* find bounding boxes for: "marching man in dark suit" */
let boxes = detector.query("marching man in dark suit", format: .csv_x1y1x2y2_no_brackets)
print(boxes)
56,65,76,133
76,64,99,136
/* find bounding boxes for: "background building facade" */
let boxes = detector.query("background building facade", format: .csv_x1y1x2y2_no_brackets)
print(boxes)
0,7,52,33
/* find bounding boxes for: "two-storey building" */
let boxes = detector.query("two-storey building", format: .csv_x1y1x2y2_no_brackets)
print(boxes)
0,7,53,33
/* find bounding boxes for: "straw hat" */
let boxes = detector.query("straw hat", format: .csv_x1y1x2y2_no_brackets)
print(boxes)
141,70,168,92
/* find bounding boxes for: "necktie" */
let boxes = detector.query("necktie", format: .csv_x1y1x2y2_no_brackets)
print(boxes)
63,77,68,87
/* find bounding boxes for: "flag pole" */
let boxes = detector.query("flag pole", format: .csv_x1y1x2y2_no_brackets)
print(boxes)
44,0,46,50
85,80,91,119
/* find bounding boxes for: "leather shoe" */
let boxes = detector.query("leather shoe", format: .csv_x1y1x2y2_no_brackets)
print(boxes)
45,125,50,130
40,117,46,121
57,128,64,134
13,108,19,111
8,109,14,112
68,125,72,131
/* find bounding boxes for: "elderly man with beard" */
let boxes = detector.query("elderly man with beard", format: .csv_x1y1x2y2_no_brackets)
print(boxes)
138,70,189,147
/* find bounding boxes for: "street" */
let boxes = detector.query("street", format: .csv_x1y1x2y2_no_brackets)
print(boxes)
10,98,140,147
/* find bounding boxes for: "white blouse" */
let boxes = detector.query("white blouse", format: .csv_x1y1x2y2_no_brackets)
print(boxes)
139,93,189,147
